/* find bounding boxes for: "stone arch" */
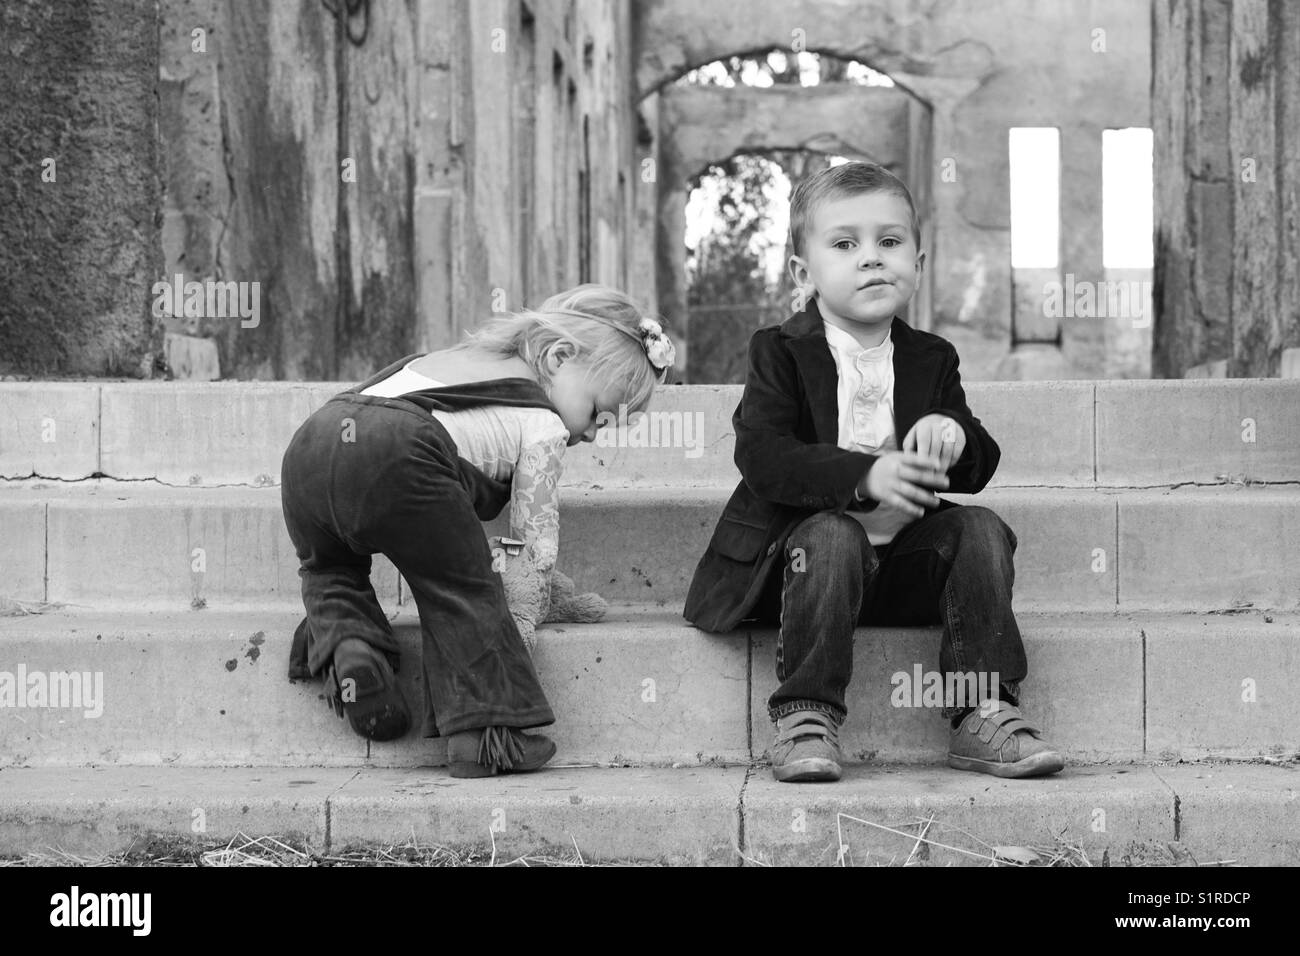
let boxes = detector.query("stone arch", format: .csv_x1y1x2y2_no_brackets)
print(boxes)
632,0,995,106
632,0,1152,381
649,51,935,378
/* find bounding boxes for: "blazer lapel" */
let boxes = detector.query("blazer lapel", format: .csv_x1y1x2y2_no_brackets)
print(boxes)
889,317,943,442
782,300,841,445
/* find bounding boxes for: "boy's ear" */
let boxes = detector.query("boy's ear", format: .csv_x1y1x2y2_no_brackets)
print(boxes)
787,254,811,291
915,250,927,275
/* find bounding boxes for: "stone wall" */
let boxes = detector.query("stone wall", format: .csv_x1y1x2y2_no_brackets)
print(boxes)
3,0,640,380
450,0,639,343
155,0,640,379
634,0,1152,381
0,0,162,377
1153,0,1300,378
20,1,1296,382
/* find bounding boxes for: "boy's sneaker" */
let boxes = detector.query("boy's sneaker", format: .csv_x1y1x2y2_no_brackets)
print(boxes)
326,638,412,741
947,700,1064,778
446,726,557,778
770,710,842,782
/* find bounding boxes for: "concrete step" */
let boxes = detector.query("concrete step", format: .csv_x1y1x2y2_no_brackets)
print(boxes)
3,482,1298,612
2,607,1296,768
1,763,1295,865
3,379,1299,488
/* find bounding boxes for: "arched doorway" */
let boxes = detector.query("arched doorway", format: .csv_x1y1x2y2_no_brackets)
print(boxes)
647,49,932,381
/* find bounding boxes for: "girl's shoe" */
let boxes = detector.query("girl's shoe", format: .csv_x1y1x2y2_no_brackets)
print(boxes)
446,726,557,777
326,638,411,741
947,700,1064,778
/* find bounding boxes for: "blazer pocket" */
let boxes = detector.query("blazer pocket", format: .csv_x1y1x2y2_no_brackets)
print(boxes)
709,517,770,563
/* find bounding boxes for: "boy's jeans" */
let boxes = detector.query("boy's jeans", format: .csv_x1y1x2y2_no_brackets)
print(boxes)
766,505,1026,723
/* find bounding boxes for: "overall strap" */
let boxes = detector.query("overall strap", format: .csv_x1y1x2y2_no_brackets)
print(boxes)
340,352,427,394
398,378,561,418
337,354,561,418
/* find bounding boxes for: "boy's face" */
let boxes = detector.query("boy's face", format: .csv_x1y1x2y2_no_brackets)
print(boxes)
788,190,925,340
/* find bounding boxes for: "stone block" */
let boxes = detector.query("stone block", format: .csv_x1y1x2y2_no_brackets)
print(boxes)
0,384,99,479
1098,380,1300,484
329,766,744,864
1118,488,1300,610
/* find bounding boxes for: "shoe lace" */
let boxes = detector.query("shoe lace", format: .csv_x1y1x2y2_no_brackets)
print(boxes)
477,726,525,770
323,665,344,718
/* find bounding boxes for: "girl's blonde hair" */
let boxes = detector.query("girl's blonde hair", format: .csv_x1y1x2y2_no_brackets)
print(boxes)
456,284,667,414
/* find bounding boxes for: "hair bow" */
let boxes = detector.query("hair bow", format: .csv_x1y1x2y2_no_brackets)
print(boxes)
637,318,676,374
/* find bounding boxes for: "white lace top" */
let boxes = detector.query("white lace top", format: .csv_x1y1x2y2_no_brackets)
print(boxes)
359,360,568,572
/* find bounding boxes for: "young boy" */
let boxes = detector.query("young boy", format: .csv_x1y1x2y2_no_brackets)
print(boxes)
684,162,1063,783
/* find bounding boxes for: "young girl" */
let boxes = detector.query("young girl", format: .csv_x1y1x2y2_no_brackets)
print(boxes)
281,284,674,777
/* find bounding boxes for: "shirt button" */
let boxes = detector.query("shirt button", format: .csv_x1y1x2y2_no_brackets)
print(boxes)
766,543,778,556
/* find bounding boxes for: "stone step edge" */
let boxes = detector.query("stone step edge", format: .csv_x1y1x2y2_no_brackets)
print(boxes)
1,763,1295,865
5,479,1300,495
4,607,1293,771
2,605,1290,633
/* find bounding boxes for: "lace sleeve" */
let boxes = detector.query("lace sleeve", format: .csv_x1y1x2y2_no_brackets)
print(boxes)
510,431,566,573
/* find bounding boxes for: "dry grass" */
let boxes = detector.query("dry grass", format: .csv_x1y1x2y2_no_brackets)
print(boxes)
1196,750,1300,766
0,597,70,617
0,831,654,868
825,812,1242,867
0,822,1248,868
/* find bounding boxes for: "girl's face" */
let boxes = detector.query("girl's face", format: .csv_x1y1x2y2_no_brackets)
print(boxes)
545,355,624,446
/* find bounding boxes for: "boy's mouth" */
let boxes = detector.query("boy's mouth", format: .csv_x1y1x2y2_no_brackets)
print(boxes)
858,277,892,290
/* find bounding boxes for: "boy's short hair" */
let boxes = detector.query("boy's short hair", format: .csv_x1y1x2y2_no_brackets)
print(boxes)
789,161,921,257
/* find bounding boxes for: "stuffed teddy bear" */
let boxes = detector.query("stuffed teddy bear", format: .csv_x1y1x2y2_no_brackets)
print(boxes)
490,536,608,653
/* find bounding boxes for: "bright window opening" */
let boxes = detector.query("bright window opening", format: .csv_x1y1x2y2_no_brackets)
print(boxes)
1102,128,1154,268
1008,127,1060,269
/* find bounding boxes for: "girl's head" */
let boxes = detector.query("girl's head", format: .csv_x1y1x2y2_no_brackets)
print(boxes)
460,283,674,445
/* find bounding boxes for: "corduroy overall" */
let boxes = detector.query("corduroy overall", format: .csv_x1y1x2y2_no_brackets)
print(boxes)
282,354,559,736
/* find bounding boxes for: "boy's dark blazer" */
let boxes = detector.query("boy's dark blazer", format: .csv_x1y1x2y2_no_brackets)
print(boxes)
683,299,1001,634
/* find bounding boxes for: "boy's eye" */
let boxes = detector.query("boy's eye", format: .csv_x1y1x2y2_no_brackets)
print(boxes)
881,237,901,248
833,239,854,250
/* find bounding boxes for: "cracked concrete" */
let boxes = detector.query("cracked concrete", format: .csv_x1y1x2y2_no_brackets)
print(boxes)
2,762,1294,864
6,379,1300,487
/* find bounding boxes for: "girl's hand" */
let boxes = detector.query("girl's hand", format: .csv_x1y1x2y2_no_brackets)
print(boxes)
860,450,949,518
902,414,966,472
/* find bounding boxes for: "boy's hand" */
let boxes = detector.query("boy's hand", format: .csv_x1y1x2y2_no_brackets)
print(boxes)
902,414,966,472
860,450,949,518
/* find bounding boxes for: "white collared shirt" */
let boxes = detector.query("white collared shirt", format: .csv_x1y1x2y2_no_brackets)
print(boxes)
823,321,915,545
823,322,896,453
